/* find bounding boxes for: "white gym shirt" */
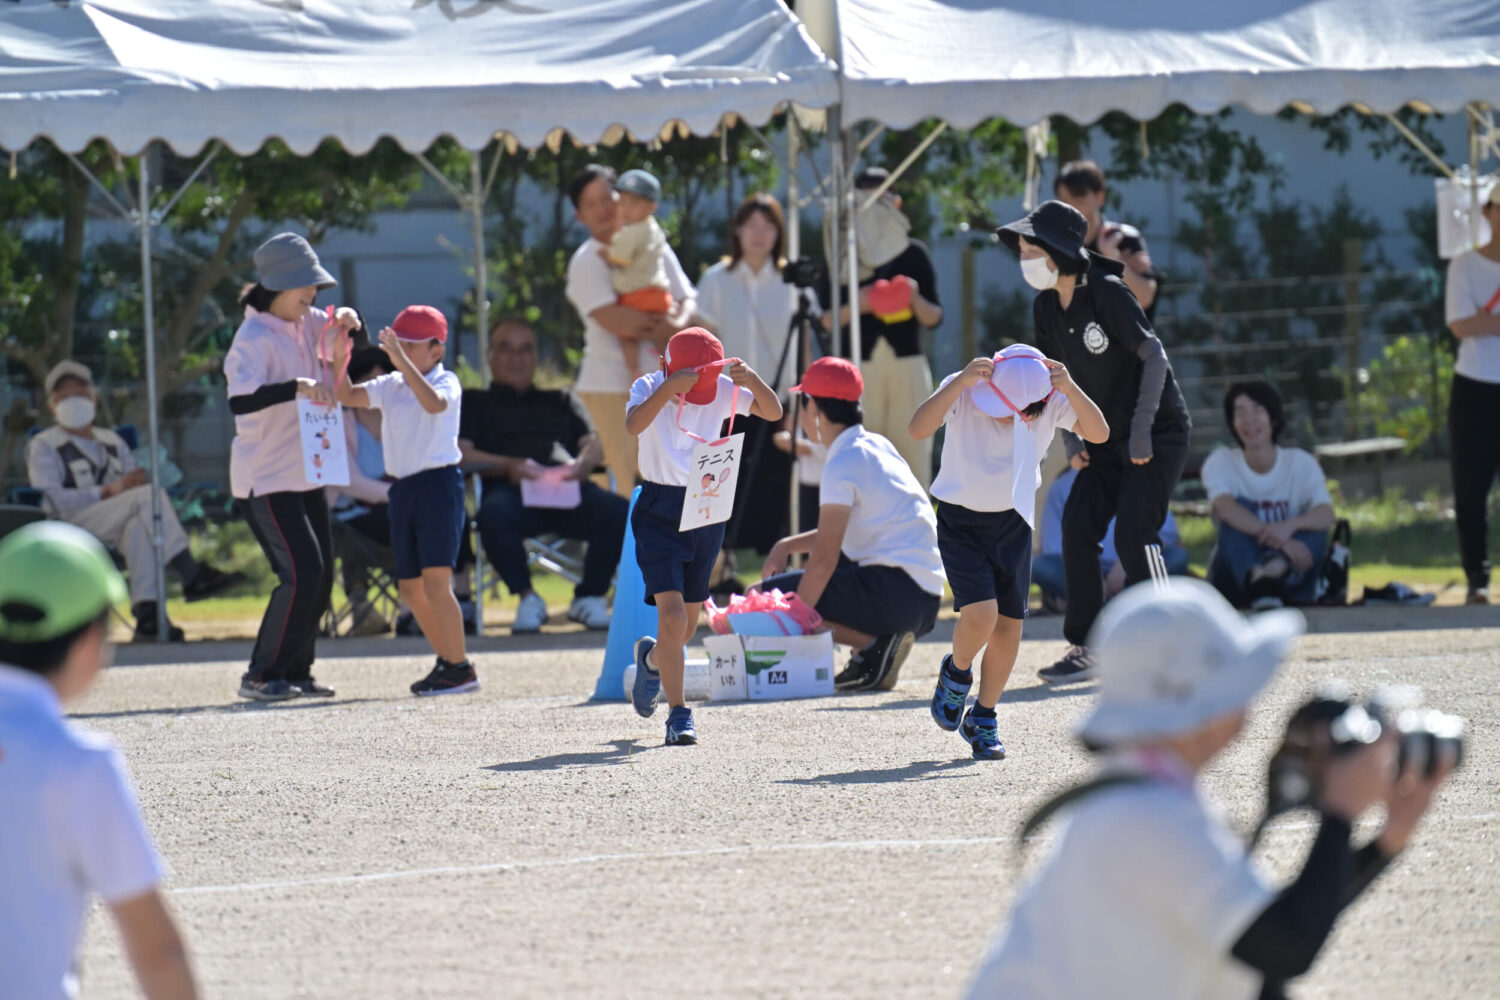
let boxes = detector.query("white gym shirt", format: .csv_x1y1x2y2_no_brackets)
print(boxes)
628,372,752,487
0,664,163,999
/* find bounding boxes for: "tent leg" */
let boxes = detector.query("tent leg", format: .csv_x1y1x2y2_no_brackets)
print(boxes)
786,123,801,541
138,153,169,643
828,109,843,360
469,154,489,380
844,131,862,371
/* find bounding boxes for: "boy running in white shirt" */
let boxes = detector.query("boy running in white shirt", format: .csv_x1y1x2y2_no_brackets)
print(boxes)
0,522,199,1000
909,345,1108,758
624,328,782,745
334,306,475,696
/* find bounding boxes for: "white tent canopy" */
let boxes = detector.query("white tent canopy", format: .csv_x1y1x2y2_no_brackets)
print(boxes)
821,0,1500,129
0,0,837,156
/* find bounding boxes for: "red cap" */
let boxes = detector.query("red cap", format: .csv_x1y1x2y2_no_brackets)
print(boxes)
665,327,725,405
790,357,863,401
391,305,448,344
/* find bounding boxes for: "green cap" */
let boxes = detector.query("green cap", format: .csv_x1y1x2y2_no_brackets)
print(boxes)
0,522,127,643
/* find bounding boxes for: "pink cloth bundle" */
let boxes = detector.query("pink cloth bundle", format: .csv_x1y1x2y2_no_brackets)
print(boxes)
705,589,824,636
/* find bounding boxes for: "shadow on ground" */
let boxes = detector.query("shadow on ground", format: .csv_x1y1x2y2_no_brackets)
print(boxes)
71,696,392,721
482,739,655,772
778,758,979,786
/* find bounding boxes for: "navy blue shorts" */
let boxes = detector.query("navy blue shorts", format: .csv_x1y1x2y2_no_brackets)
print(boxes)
387,464,465,580
631,481,726,605
761,554,940,640
936,501,1032,619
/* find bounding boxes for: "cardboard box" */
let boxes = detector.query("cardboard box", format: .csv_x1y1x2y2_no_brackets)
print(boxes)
703,633,835,701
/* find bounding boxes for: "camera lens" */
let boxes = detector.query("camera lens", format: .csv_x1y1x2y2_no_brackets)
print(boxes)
1395,709,1465,778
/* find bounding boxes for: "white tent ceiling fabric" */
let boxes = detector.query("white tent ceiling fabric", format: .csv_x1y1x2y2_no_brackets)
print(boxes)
833,0,1500,129
0,0,838,155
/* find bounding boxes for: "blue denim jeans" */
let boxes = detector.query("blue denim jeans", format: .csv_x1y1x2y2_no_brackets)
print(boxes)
1208,498,1329,606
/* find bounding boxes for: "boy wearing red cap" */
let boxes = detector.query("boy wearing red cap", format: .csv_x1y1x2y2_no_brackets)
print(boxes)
334,306,477,696
624,328,782,744
909,347,1108,758
760,356,948,691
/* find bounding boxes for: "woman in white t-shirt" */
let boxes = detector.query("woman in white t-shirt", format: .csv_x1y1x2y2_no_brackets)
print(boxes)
1201,381,1334,609
1443,197,1500,604
696,193,800,558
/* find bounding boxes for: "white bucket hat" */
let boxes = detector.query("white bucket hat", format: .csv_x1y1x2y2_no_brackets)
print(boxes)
969,344,1053,527
1079,577,1305,746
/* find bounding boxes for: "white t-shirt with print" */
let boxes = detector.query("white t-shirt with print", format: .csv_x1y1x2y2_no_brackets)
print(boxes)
930,374,1078,513
360,362,463,480
1200,446,1331,524
966,772,1273,1000
1444,247,1500,384
0,665,164,1000
628,371,752,487
820,425,946,596
568,237,696,395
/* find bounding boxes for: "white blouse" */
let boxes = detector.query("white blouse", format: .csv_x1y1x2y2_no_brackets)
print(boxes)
696,258,799,394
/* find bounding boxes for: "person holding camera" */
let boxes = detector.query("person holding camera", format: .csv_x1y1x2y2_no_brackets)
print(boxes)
965,578,1455,1000
1054,160,1161,319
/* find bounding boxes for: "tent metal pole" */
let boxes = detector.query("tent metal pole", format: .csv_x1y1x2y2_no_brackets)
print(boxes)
844,131,862,371
860,122,947,210
856,124,885,156
469,153,489,384
61,149,132,221
1381,114,1453,179
138,152,169,643
155,143,222,219
828,110,843,359
1470,105,1481,248
786,123,801,541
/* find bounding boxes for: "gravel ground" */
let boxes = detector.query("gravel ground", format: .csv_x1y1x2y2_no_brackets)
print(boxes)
70,606,1499,999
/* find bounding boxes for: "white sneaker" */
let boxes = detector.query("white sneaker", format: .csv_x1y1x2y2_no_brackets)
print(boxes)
567,595,611,630
513,592,548,633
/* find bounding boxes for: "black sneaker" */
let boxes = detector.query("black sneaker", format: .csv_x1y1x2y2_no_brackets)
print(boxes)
290,677,336,698
1244,573,1285,611
860,632,916,691
1038,645,1096,684
132,605,185,643
182,566,246,602
238,674,301,702
834,653,876,691
410,659,480,696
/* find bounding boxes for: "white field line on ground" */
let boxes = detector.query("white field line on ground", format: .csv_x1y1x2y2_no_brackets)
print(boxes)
172,814,1500,897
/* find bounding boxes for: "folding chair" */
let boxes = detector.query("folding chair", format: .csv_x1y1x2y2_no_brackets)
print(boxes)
465,472,589,634
322,514,402,638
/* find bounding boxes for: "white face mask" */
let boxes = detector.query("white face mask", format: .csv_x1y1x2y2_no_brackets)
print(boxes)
54,396,96,429
1021,256,1059,291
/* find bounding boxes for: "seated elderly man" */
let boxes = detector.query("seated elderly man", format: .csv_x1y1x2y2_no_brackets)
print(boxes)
460,318,628,633
26,361,240,641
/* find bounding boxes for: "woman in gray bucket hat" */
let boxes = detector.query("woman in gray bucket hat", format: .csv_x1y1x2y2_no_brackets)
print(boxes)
222,233,359,701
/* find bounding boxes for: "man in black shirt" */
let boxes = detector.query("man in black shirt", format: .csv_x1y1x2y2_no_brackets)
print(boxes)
997,201,1191,682
459,318,628,634
1055,160,1161,320
819,167,943,485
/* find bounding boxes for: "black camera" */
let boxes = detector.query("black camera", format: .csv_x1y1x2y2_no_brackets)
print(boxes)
1265,684,1464,820
1100,221,1145,256
780,257,825,289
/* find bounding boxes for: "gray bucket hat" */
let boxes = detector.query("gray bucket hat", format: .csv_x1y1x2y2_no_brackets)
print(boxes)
253,233,337,292
615,168,662,203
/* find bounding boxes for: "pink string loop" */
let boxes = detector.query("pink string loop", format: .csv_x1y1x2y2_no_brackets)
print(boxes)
317,305,351,408
672,356,745,444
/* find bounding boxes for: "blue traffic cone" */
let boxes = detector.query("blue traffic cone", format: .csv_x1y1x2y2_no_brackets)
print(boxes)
593,486,655,700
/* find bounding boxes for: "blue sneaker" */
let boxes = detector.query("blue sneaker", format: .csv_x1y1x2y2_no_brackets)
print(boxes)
665,705,697,746
930,654,971,732
960,708,1006,760
631,636,661,718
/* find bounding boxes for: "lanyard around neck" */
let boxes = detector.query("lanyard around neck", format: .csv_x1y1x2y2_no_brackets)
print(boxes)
672,357,744,445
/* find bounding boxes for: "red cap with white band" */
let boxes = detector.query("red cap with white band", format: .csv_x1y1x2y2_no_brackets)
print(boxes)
790,356,864,401
392,305,448,344
665,328,726,405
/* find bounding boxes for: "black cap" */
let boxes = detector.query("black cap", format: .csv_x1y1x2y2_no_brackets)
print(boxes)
854,166,891,190
995,200,1090,269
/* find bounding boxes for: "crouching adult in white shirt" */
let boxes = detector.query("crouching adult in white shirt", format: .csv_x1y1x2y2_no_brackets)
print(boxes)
966,578,1453,1000
0,523,198,1000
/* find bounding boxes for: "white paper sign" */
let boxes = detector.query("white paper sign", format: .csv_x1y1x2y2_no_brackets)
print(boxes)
679,431,744,532
298,398,350,487
519,460,582,509
703,634,749,702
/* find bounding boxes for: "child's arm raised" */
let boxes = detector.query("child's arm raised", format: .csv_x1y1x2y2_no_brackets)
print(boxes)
625,369,700,436
1044,359,1110,444
328,331,368,408
910,357,994,439
728,361,783,422
379,328,446,415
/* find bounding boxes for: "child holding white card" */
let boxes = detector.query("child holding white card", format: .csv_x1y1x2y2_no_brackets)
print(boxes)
909,345,1108,759
334,306,475,696
624,328,781,745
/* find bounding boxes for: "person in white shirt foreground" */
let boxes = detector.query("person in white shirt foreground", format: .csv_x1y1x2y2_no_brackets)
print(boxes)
759,357,948,692
0,522,198,1000
909,345,1108,759
334,306,475,696
966,577,1453,1000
